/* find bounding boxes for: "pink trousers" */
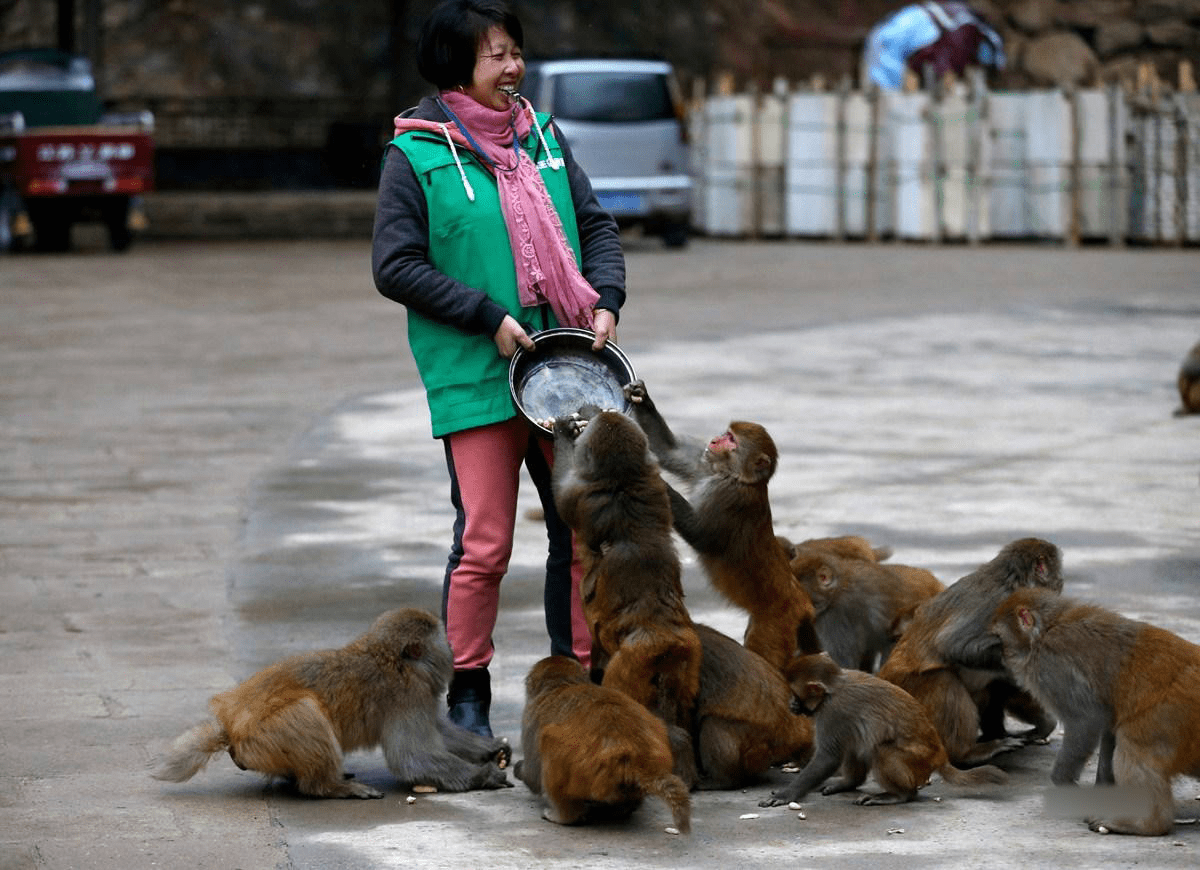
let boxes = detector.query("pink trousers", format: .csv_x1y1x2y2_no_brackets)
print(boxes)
441,417,591,670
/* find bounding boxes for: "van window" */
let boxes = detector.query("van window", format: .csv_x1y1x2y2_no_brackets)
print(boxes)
518,69,540,107
551,72,674,123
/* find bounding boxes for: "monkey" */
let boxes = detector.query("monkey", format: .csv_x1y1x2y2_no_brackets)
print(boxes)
152,608,511,797
877,538,1062,766
514,656,692,833
623,379,820,670
758,653,1007,808
1176,340,1200,415
788,547,944,672
992,587,1200,835
777,534,893,564
689,624,814,789
551,408,702,785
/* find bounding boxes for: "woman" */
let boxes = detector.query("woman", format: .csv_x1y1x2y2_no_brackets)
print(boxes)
371,0,626,737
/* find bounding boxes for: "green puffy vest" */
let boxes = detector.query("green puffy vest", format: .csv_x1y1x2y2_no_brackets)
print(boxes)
389,114,582,438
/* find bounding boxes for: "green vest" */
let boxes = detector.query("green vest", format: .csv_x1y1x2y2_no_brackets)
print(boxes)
390,115,583,438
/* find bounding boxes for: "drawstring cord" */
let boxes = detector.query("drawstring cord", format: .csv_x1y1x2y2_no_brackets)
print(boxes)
431,94,562,202
438,122,475,202
517,96,562,171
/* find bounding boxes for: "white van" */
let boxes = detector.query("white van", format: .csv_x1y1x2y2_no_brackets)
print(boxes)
521,58,692,247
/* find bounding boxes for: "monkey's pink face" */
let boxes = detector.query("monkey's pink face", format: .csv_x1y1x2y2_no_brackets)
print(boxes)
707,430,737,456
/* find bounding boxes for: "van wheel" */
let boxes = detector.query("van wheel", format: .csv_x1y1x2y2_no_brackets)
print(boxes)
662,222,688,248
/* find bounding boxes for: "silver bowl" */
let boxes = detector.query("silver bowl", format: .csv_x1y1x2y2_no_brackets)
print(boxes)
508,328,637,435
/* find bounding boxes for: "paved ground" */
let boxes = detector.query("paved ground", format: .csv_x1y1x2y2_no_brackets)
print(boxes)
2,233,1199,869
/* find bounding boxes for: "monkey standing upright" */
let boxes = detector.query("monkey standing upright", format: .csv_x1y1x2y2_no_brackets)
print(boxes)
514,656,691,833
992,587,1200,835
153,608,511,797
624,380,821,669
758,653,1007,808
877,538,1062,765
550,408,702,784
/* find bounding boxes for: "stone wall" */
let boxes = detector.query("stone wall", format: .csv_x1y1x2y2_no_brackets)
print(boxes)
2,0,1196,187
5,1,1194,106
983,0,1200,88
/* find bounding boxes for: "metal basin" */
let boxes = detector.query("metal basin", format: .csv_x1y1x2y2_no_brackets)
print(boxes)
508,328,637,434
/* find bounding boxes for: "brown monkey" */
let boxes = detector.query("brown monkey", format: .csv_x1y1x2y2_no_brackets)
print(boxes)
624,380,820,669
877,538,1062,766
551,409,702,784
777,534,893,564
514,656,692,832
992,587,1200,835
788,547,944,672
690,624,814,789
1176,340,1200,415
759,653,1007,808
153,608,511,797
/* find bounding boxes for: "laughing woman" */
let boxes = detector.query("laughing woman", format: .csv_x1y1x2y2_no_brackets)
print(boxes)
371,0,627,737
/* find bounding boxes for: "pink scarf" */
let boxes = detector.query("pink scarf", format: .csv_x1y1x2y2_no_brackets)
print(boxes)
393,91,599,329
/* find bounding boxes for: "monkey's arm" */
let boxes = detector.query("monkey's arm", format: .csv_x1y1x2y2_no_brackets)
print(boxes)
665,483,729,557
1050,705,1108,786
624,380,675,449
1094,729,1116,785
437,716,511,766
666,484,701,546
935,611,1006,670
550,416,583,526
1019,652,1111,787
551,416,580,485
948,633,1006,670
381,711,511,792
624,380,707,481
512,751,542,793
758,737,842,807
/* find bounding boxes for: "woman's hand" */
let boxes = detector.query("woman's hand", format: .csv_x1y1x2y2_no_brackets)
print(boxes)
493,314,536,359
591,308,617,350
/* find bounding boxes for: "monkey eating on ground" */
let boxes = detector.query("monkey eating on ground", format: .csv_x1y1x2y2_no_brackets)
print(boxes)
624,380,820,670
1176,340,1200,415
877,538,1062,766
551,408,702,784
788,546,944,672
758,652,1007,808
992,587,1200,835
152,608,512,797
514,656,692,833
690,624,814,789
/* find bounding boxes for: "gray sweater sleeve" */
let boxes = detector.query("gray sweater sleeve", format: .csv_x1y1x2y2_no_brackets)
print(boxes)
371,125,626,335
371,146,509,336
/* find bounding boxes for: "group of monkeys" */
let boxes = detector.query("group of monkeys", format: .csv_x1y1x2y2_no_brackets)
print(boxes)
155,378,1200,839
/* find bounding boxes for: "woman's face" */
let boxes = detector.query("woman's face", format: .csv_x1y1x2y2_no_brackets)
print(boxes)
464,25,524,111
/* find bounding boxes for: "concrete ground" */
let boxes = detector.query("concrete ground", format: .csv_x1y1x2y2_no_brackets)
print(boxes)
2,232,1199,869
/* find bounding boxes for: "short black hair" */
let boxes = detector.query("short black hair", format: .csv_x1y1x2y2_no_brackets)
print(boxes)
416,0,524,91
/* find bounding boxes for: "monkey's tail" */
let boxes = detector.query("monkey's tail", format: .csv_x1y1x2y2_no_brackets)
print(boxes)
152,718,230,783
643,773,692,834
936,762,1008,788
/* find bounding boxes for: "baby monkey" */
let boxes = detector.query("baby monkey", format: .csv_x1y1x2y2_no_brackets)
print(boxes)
760,653,1007,808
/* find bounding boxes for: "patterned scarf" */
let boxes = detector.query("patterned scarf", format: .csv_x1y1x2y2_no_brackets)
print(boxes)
393,91,599,329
